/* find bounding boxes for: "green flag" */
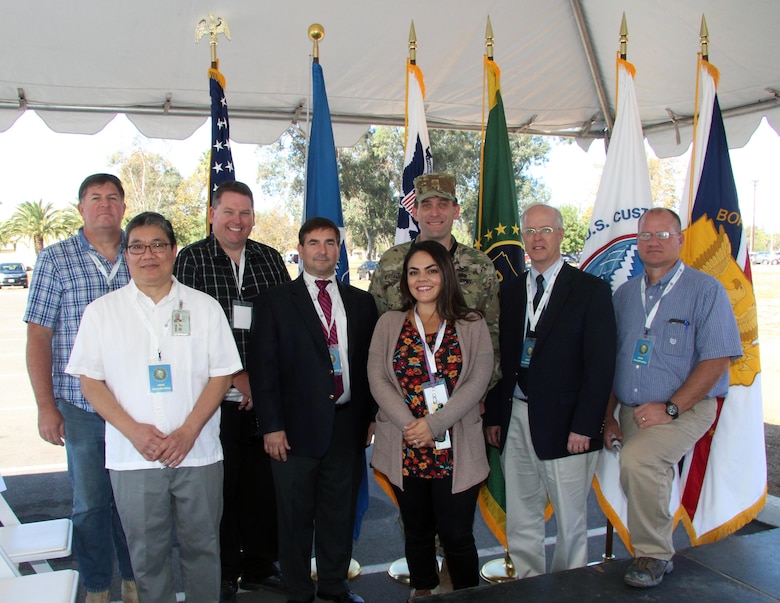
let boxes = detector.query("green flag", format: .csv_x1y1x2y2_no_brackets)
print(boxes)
475,55,523,549
474,56,523,285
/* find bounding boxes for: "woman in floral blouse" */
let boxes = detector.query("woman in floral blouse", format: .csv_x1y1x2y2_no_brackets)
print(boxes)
368,240,493,599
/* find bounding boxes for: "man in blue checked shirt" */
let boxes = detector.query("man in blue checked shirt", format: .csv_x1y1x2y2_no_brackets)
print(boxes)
24,173,137,603
603,208,742,589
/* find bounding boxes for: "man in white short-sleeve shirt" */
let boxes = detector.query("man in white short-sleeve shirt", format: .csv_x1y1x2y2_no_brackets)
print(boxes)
67,211,242,603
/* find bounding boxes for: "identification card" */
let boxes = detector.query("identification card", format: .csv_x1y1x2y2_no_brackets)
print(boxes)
632,335,655,366
520,336,537,368
423,379,451,450
232,300,253,330
171,309,190,336
149,364,173,393
329,345,343,376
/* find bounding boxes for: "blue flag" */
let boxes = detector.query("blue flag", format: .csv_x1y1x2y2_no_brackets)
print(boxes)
208,66,235,205
305,62,349,284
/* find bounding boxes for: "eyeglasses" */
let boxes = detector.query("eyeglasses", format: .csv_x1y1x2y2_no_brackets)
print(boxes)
127,242,171,255
637,231,680,241
522,227,556,236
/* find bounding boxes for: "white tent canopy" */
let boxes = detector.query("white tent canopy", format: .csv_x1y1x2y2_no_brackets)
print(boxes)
2,0,779,157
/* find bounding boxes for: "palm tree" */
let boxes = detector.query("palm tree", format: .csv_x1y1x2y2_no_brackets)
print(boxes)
1,200,77,255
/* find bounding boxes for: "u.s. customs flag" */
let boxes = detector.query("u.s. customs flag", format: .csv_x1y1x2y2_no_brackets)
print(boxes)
304,61,350,284
676,58,766,544
208,62,235,214
582,57,653,552
475,55,524,550
396,59,433,244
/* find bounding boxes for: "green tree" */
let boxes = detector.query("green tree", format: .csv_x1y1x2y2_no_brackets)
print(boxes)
254,125,553,254
0,200,73,255
428,129,552,240
648,156,684,210
559,204,588,255
252,206,299,255
340,128,400,259
256,126,307,220
110,142,206,246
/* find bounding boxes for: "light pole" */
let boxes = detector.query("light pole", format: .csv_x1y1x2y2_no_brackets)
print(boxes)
751,180,758,252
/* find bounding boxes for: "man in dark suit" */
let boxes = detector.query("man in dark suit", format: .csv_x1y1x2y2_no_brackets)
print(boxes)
485,203,616,578
248,217,377,603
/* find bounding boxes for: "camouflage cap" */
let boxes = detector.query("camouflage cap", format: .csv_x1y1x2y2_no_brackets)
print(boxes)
414,172,457,204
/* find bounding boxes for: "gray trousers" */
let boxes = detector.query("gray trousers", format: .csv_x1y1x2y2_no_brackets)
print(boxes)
110,463,223,603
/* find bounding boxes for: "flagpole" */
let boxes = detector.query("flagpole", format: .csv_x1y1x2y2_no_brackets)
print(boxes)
304,22,360,580
478,16,516,583
686,15,709,226
598,12,629,567
195,14,233,235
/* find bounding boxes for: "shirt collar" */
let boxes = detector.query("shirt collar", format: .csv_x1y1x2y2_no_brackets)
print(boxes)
303,270,336,290
529,257,564,282
644,259,683,288
77,227,127,255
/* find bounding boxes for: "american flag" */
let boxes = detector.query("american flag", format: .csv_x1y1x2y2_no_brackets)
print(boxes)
208,66,235,215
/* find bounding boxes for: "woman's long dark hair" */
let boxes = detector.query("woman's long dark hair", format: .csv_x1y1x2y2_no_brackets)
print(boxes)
399,240,480,321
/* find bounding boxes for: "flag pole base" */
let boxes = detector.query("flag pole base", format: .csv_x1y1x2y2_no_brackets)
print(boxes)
311,558,361,581
480,551,516,584
387,556,443,584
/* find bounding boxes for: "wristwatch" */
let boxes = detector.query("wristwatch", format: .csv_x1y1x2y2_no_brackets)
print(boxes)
665,401,679,420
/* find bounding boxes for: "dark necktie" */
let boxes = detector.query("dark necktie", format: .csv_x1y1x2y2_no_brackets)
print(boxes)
533,274,545,311
315,280,344,400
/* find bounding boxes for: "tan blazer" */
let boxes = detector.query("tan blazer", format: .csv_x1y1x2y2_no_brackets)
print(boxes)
368,311,493,493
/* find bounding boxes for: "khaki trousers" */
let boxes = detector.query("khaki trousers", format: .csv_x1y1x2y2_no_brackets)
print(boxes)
619,398,717,559
501,399,598,578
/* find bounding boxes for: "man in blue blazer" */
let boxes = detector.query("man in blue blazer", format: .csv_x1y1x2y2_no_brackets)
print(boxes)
248,217,377,603
485,203,616,579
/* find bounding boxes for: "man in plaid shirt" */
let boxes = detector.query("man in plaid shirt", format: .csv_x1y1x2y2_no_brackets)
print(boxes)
174,180,290,603
24,173,137,603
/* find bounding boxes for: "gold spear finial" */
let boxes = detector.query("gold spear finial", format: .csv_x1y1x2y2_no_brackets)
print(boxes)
619,12,628,60
309,23,324,64
485,16,494,60
700,14,709,61
195,14,231,67
409,21,417,64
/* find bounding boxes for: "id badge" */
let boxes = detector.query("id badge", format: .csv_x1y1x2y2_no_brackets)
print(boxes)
171,309,191,336
423,379,451,450
232,300,253,330
149,364,173,393
520,336,537,368
632,335,655,366
329,345,343,376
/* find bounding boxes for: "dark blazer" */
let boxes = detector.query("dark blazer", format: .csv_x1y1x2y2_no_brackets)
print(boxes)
248,276,378,458
485,262,616,460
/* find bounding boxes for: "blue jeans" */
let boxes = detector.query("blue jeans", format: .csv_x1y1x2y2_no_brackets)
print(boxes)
59,401,134,592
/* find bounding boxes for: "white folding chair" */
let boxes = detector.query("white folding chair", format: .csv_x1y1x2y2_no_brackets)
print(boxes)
0,490,73,573
0,542,79,603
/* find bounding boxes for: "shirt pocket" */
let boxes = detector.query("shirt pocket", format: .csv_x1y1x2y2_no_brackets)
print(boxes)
660,321,689,357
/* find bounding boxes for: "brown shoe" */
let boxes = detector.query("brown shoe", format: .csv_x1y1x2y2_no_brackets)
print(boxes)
624,556,674,588
122,579,140,603
85,591,110,603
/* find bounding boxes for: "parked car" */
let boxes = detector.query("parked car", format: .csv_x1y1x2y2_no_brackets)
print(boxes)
357,261,378,280
0,262,28,288
285,252,299,264
562,253,580,266
754,251,780,265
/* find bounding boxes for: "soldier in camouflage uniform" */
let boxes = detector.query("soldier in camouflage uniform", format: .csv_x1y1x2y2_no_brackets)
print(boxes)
369,172,500,388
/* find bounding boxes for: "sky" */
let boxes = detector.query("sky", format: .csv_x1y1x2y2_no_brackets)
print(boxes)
1,110,779,232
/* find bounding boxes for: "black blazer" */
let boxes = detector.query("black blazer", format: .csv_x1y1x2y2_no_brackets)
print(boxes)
248,276,378,458
485,262,616,460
